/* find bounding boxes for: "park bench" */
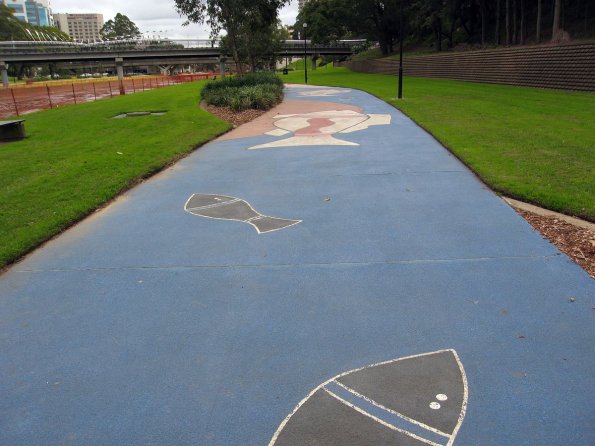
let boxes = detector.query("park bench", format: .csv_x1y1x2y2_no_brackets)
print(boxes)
0,120,26,141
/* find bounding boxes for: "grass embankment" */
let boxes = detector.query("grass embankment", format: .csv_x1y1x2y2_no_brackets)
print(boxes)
282,65,595,221
0,81,230,268
202,72,283,111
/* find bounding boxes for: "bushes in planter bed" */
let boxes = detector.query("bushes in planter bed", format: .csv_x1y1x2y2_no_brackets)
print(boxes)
202,72,284,111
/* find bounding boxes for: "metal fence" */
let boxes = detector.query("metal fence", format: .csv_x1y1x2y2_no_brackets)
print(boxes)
0,73,216,118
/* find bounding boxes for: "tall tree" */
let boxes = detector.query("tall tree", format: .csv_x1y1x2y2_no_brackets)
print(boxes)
519,0,525,44
480,0,486,45
174,0,288,75
100,13,142,39
536,0,542,42
512,0,517,43
495,0,501,44
506,0,510,44
552,0,562,40
296,0,354,44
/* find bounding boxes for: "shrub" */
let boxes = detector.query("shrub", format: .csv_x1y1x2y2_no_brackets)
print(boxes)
201,71,283,111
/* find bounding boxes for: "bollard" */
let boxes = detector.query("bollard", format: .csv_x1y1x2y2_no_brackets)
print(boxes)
10,88,19,116
0,61,9,88
46,85,53,109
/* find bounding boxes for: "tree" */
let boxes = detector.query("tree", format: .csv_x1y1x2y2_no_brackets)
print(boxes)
221,19,288,71
552,0,562,40
296,0,355,45
298,0,401,55
100,13,142,40
536,0,542,42
174,0,288,75
495,0,501,44
1,4,70,41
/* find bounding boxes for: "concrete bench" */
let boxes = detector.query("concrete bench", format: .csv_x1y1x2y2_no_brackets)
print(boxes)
0,120,26,141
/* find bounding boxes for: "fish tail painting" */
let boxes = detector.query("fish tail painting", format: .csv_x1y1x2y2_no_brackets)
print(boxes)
269,349,468,446
184,194,301,234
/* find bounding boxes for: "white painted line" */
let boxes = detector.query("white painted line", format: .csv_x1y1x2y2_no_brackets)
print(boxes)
332,380,451,438
268,349,468,446
184,194,302,235
186,198,241,211
249,217,302,235
446,350,468,446
323,388,442,446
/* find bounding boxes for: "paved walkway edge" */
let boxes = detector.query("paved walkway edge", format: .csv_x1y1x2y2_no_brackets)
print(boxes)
502,196,595,231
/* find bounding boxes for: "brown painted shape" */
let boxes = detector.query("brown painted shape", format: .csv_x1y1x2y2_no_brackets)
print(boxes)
217,100,363,141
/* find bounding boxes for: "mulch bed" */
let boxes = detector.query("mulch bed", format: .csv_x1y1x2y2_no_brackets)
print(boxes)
204,104,268,127
516,209,595,278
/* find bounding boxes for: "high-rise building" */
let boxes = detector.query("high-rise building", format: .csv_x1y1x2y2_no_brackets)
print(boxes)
2,0,29,22
2,0,52,26
25,0,51,26
53,13,104,42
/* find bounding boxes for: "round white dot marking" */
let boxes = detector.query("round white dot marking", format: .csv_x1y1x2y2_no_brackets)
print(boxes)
436,394,448,401
429,402,441,410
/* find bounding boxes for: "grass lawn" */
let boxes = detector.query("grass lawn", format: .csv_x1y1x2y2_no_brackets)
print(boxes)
0,81,230,268
283,65,595,221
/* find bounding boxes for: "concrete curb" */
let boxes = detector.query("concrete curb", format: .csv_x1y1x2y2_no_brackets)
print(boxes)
502,196,595,232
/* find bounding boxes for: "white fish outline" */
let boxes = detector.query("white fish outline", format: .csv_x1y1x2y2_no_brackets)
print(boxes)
269,349,468,446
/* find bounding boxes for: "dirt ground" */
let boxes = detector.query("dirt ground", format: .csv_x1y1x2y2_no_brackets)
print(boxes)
204,104,268,127
516,209,595,279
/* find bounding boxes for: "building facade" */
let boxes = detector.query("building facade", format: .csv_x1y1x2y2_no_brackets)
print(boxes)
2,0,51,25
2,0,29,22
53,13,104,42
25,0,50,26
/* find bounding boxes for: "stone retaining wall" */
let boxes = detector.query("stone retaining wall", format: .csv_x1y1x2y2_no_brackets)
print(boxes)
342,42,595,91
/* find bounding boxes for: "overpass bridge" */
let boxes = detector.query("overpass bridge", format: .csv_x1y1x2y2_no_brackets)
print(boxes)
0,39,357,86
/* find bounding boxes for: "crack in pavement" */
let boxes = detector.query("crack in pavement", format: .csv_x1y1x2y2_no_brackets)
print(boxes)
14,254,560,273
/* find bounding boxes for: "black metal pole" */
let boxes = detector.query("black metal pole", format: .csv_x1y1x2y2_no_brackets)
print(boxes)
398,0,404,99
304,26,308,84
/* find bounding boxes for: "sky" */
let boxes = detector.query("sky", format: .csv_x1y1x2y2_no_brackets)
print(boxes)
49,0,300,39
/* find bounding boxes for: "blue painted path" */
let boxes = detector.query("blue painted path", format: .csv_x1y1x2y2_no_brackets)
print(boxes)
1,86,593,445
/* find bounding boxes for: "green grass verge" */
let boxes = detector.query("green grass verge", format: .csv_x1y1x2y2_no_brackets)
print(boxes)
0,81,230,268
282,65,595,221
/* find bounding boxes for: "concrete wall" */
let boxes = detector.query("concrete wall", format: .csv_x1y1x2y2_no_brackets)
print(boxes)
342,42,595,91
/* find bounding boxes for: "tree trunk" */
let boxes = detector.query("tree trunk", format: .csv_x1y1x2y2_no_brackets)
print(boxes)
552,0,561,40
434,18,442,51
506,0,510,45
229,32,243,75
496,0,501,44
480,0,486,45
520,0,525,44
536,0,542,42
513,0,517,44
585,0,589,34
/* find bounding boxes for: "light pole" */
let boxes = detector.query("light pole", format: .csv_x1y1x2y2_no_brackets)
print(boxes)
303,22,308,84
398,1,404,99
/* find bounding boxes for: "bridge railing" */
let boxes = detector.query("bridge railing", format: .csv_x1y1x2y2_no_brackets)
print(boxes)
0,38,361,55
0,39,221,54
